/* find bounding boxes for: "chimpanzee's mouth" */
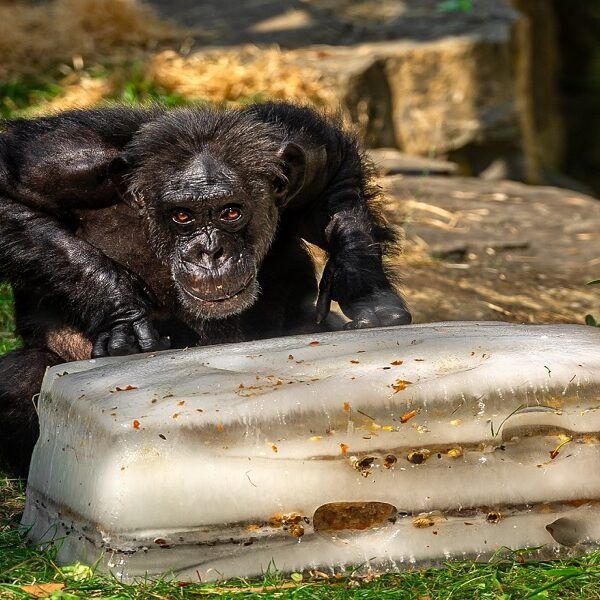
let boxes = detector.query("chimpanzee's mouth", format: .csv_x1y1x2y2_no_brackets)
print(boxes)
181,275,254,303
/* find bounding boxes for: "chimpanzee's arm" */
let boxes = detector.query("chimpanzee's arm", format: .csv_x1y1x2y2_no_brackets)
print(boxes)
0,197,164,355
309,155,411,328
0,108,167,355
248,102,411,328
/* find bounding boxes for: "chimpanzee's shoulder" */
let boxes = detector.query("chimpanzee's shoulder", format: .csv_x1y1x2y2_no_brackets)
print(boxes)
1,105,163,147
242,101,353,145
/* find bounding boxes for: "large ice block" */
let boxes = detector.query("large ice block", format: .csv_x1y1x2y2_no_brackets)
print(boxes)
22,322,600,581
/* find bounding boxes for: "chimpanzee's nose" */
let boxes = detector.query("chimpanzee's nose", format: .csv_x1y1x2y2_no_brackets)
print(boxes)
198,247,225,270
209,246,224,261
194,232,227,269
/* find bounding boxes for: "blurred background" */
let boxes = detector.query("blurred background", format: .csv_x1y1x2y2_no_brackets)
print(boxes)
0,0,599,352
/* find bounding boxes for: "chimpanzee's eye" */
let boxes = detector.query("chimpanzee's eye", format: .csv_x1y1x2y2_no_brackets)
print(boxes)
219,206,243,223
171,209,194,224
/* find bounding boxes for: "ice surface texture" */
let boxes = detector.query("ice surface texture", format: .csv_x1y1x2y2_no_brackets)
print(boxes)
22,322,600,581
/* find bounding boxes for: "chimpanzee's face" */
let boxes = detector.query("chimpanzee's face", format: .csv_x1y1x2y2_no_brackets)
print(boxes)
117,109,304,321
139,150,280,319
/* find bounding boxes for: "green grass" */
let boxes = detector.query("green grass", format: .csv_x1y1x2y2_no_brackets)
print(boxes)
2,74,600,600
0,474,599,599
0,64,191,119
0,284,19,354
0,77,65,118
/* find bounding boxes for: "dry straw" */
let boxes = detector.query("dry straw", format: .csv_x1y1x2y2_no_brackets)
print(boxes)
148,47,336,106
0,0,177,79
0,0,334,112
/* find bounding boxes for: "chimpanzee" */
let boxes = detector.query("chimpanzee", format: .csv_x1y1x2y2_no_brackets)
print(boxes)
0,101,411,473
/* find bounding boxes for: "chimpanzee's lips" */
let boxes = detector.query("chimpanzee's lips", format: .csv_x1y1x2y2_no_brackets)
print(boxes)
181,275,254,303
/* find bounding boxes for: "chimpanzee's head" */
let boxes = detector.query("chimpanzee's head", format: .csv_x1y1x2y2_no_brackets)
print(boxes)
111,108,306,320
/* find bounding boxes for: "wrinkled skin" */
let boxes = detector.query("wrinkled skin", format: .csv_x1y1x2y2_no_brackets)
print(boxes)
0,102,411,473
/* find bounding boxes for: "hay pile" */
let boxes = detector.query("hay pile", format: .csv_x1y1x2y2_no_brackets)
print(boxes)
26,75,113,115
148,47,337,106
0,0,179,79
0,0,335,114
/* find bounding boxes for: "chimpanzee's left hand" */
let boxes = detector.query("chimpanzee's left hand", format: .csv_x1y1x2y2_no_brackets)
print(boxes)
315,259,411,328
339,289,412,329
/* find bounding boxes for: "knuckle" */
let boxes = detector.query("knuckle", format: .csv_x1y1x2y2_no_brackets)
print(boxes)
139,339,158,351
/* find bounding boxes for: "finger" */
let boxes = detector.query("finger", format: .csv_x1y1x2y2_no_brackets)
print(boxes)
344,309,380,330
91,332,110,358
108,323,138,356
344,318,377,330
376,306,412,326
132,318,162,352
315,262,334,324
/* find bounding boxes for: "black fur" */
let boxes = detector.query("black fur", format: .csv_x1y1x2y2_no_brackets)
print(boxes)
0,102,410,474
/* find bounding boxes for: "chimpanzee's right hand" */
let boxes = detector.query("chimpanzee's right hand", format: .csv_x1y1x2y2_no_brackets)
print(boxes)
89,270,170,358
91,318,171,358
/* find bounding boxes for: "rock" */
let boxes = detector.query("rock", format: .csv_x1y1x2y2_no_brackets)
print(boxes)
290,25,522,161
367,148,459,176
510,0,564,183
147,0,576,185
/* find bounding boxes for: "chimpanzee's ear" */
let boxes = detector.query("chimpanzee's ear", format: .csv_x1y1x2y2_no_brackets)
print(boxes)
273,143,306,207
108,154,144,208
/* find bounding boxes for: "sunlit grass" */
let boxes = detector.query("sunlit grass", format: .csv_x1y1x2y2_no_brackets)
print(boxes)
0,475,599,600
0,284,19,355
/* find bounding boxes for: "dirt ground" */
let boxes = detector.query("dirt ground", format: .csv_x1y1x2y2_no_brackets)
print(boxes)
378,162,599,324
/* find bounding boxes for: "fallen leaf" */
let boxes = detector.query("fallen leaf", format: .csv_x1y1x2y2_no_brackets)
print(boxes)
309,340,320,346
407,449,431,464
216,423,224,432
390,360,403,366
114,385,137,392
383,454,397,468
132,419,140,430
311,570,330,579
290,523,304,538
392,379,412,393
20,583,65,598
486,511,502,524
412,514,445,528
350,359,360,364
343,402,351,412
340,443,349,456
61,562,93,581
400,410,418,423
